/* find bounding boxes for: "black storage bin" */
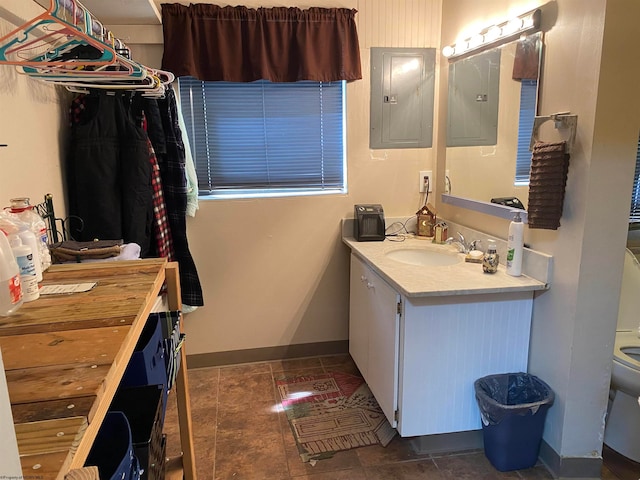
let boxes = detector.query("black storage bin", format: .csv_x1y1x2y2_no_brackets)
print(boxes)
111,385,166,480
85,411,141,480
121,314,168,410
474,372,554,472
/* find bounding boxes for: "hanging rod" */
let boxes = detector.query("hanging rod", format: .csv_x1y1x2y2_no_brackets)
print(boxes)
530,112,578,154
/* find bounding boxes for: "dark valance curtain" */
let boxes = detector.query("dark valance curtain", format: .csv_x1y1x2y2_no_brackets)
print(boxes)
160,4,362,83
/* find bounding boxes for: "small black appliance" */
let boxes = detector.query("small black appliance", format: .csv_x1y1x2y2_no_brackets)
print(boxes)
491,197,526,210
354,204,385,242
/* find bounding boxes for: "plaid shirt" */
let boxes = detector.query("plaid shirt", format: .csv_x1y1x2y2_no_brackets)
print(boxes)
147,138,174,261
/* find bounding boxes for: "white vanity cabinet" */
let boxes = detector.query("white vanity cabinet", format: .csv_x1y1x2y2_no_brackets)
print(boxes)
349,253,534,437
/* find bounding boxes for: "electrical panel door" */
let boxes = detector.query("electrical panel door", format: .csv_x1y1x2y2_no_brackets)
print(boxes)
370,48,435,149
447,49,501,147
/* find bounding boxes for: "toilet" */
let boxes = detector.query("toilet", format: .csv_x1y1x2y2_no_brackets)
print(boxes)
604,248,640,463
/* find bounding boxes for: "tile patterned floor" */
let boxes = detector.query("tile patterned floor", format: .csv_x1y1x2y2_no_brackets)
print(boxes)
163,354,632,479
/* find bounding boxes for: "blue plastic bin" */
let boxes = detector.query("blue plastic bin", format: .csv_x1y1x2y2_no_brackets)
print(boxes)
474,372,554,472
111,385,165,480
121,314,168,411
85,411,141,480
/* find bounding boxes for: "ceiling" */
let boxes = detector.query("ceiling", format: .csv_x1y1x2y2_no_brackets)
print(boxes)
34,0,161,25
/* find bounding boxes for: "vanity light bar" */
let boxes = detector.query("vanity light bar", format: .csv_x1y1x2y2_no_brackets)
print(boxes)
442,8,541,61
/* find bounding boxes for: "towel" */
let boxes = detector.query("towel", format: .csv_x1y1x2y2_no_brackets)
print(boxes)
527,141,570,230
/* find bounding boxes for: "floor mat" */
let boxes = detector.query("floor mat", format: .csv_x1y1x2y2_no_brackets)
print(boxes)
275,371,397,462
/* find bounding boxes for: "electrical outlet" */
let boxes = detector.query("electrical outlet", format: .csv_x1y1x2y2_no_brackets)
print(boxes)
419,170,432,193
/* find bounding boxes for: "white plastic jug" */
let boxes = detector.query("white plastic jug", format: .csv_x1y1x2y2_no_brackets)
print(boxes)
0,230,23,316
8,198,51,272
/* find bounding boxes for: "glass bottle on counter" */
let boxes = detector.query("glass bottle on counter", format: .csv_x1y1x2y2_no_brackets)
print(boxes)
483,240,499,274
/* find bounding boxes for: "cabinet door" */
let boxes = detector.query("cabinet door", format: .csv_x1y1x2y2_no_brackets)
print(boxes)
365,265,400,428
349,255,371,379
398,292,532,436
349,255,400,428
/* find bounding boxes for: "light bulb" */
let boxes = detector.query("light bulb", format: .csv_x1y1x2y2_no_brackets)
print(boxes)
503,18,523,35
453,41,468,56
468,34,484,49
442,45,455,58
521,14,534,29
485,26,502,42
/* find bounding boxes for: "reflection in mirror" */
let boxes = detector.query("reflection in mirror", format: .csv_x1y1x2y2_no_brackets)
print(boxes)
444,32,543,211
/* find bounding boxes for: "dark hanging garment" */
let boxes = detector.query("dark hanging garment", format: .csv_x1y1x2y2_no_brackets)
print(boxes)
67,92,154,255
129,95,175,260
145,89,204,307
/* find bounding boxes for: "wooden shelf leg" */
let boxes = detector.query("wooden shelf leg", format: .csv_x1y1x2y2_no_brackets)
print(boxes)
165,263,197,480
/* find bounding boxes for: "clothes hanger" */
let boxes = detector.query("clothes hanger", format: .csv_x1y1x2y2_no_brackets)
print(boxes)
2,0,174,97
0,0,118,67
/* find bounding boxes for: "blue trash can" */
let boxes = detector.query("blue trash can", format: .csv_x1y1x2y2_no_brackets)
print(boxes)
474,372,554,472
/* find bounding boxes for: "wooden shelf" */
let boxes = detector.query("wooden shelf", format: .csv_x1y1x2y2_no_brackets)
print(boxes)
0,259,196,480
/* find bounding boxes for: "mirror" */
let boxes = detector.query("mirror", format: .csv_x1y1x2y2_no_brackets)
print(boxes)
444,32,543,212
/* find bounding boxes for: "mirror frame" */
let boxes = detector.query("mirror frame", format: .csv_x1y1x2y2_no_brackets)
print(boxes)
441,193,528,222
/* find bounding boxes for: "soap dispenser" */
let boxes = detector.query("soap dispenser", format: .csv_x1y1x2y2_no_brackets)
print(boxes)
483,240,499,274
506,211,524,276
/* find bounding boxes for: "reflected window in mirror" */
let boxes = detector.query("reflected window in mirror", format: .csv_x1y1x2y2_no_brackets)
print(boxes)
514,79,538,185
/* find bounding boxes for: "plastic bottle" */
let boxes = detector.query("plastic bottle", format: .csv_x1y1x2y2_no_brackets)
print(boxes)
7,198,51,272
0,230,23,316
8,235,39,302
506,211,524,277
17,227,42,283
483,240,499,274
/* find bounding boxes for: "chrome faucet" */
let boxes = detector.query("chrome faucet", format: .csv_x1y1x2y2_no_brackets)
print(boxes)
446,232,481,254
446,232,467,253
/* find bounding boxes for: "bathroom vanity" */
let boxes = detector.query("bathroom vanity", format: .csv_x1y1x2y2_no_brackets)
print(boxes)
343,234,549,437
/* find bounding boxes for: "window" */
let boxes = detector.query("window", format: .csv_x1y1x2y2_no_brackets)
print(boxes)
514,79,538,185
178,78,346,199
629,133,640,223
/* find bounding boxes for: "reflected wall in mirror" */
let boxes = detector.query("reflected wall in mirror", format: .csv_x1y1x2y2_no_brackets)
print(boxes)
445,32,543,210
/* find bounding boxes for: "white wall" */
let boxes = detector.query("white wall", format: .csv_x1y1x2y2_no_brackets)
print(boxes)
438,0,640,466
0,1,67,215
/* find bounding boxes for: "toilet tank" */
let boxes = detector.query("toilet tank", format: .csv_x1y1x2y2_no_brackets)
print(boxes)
618,249,640,330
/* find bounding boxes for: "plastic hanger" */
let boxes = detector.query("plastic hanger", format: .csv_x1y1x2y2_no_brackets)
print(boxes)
0,0,118,67
1,0,174,97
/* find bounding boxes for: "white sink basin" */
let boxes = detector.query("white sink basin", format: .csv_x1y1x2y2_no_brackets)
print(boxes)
386,248,462,267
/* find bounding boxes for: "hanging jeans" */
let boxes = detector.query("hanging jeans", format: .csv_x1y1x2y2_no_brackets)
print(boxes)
67,92,153,256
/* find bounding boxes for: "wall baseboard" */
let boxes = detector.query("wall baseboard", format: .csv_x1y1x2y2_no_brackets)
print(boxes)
539,440,602,479
409,430,484,455
186,340,349,369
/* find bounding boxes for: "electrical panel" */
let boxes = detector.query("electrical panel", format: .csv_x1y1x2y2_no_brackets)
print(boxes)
447,48,501,147
370,48,436,149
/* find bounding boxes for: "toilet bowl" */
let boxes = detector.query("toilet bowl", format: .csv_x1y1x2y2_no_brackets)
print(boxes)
604,249,640,463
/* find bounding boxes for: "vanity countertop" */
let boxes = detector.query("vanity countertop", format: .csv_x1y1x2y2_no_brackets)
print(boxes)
343,236,548,298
